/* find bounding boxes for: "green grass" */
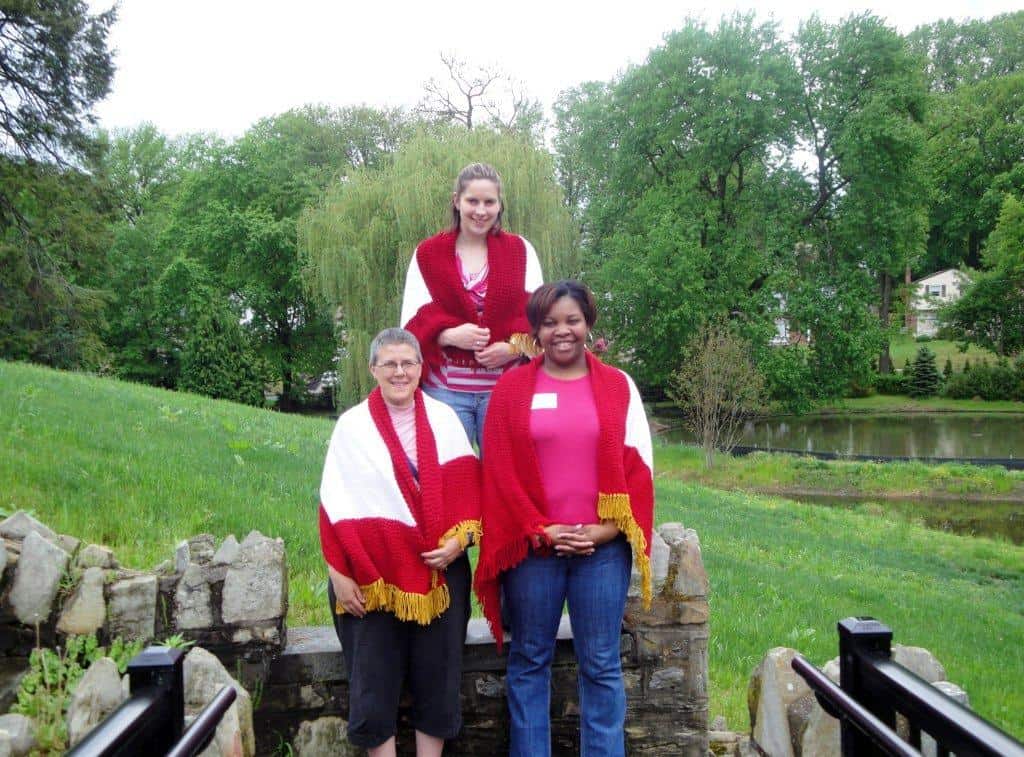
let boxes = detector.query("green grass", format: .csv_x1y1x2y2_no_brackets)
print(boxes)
656,444,1024,499
818,395,1024,413
3,360,1022,739
889,333,997,373
657,479,1023,738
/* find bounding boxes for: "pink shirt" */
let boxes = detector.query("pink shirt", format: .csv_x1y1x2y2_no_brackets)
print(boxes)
529,371,600,525
386,401,417,471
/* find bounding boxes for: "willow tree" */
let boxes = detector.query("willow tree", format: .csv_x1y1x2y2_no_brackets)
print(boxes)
299,127,579,407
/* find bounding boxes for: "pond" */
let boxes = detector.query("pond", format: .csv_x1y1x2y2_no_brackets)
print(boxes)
660,413,1024,461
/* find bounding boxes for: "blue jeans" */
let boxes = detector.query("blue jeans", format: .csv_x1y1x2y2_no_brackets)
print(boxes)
422,385,490,450
503,537,632,757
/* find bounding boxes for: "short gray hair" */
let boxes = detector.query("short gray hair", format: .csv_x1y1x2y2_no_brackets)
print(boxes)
368,327,422,367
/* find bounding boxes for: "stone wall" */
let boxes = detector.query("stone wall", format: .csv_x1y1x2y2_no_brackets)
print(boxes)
0,511,287,712
0,512,709,756
243,523,709,756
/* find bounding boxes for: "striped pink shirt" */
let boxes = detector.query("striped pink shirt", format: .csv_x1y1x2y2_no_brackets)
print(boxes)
385,401,417,471
424,254,508,393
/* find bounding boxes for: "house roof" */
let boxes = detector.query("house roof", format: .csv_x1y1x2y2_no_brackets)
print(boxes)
912,268,972,285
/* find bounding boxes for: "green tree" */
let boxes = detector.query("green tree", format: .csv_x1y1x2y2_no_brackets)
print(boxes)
795,14,929,375
300,126,578,407
0,0,117,368
944,195,1024,355
922,73,1024,271
557,15,804,391
907,12,1024,93
178,310,267,406
909,345,940,397
168,105,407,408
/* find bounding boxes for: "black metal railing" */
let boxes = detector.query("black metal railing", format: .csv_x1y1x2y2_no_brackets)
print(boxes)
68,646,236,757
792,617,1024,757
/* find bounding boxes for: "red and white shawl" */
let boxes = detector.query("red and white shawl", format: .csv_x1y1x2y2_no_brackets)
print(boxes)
400,230,543,376
319,388,481,624
473,352,655,648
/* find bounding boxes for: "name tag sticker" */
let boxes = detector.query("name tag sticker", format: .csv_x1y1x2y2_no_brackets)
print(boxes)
531,392,558,410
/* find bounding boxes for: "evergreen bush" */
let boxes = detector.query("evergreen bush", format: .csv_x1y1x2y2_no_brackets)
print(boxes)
909,346,940,398
943,357,954,380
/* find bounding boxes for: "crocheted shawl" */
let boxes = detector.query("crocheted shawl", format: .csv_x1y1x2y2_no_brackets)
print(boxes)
473,352,654,648
401,230,536,372
319,388,481,624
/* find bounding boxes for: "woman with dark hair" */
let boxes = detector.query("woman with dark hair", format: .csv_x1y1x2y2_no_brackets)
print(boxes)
474,280,655,756
400,162,543,448
319,327,481,756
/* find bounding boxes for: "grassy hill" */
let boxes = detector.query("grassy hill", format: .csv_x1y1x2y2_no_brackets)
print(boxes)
2,360,1021,738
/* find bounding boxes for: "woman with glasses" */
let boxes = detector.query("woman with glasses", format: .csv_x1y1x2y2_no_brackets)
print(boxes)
474,281,655,757
319,327,481,756
400,162,543,448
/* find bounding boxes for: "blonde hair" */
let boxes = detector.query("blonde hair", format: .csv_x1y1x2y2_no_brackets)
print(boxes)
451,162,504,233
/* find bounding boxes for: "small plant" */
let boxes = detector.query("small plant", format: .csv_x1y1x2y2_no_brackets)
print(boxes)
159,633,196,650
943,358,954,381
11,634,144,752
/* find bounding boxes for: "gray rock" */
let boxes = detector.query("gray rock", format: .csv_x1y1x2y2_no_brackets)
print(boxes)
0,730,10,757
212,535,240,565
798,656,840,757
175,564,213,630
0,541,7,584
0,511,57,543
222,532,286,625
649,667,686,690
188,534,217,565
174,540,190,573
0,714,35,757
657,523,709,598
76,544,115,570
749,647,809,757
184,646,254,757
629,529,669,598
919,681,970,757
475,674,505,698
106,574,157,642
299,684,325,708
892,644,946,683
293,716,361,756
10,530,69,625
57,567,106,636
711,715,727,731
66,658,126,747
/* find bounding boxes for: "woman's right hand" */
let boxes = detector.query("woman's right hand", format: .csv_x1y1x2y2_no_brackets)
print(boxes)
543,524,596,557
439,323,491,351
331,570,366,618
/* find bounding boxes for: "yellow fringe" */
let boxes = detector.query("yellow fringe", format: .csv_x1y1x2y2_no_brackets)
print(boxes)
598,492,652,609
440,519,482,550
508,332,541,358
335,578,451,625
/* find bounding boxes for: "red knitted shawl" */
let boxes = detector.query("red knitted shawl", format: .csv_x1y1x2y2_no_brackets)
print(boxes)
473,352,654,648
319,388,481,624
403,230,531,372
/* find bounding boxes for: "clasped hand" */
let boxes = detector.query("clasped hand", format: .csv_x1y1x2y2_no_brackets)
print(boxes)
439,324,516,369
541,522,619,557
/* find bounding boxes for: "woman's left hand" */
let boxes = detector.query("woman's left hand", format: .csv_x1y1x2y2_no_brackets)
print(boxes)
421,537,462,570
554,522,620,556
475,341,517,369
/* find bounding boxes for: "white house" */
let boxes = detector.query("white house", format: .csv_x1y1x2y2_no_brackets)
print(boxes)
909,269,971,337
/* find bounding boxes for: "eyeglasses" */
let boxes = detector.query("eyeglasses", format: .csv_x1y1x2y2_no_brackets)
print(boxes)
374,360,421,374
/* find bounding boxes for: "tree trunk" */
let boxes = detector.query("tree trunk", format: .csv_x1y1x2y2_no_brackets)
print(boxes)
878,271,894,374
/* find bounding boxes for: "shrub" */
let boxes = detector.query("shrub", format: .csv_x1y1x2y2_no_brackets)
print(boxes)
909,346,940,398
759,346,816,414
942,359,1023,401
873,372,909,395
943,358,953,380
915,334,933,342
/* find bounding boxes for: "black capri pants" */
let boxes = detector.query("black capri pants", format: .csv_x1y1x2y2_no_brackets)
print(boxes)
327,555,471,749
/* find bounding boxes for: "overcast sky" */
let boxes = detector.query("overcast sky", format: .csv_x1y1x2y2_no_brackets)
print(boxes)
89,0,1021,138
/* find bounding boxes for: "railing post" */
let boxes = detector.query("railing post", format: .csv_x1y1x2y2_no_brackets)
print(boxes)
838,617,893,757
127,646,185,747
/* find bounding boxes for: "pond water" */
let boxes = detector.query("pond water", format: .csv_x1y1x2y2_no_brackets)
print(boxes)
780,493,1024,545
660,413,1024,460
